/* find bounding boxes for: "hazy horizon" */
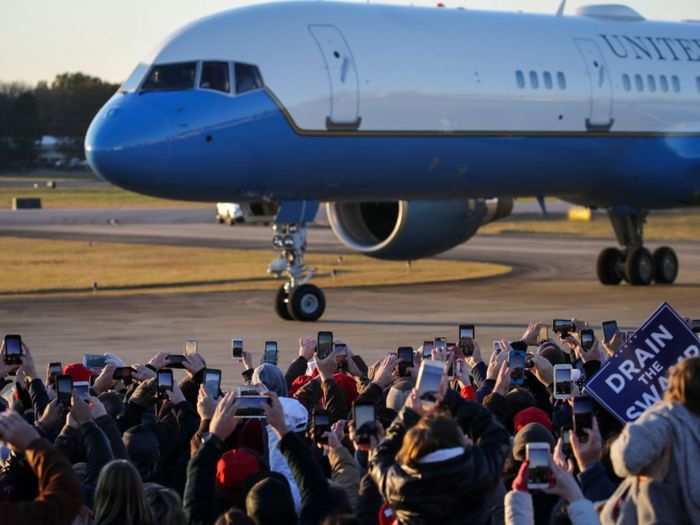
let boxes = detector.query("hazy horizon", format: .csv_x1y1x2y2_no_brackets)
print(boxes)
2,0,699,86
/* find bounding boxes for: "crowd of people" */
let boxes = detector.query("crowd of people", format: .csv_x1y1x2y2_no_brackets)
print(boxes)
0,321,698,525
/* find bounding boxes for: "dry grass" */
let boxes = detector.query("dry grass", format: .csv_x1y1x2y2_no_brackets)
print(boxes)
0,237,510,297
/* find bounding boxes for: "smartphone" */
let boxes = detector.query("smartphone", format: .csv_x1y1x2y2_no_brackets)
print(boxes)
691,320,700,334
113,367,135,382
312,409,331,444
561,429,573,459
232,339,243,358
422,341,434,359
492,340,506,354
553,364,573,400
165,354,187,369
185,340,198,355
509,349,527,385
3,335,23,365
553,319,574,335
416,360,445,405
56,374,73,406
235,395,271,418
48,362,63,381
317,331,333,360
83,354,108,370
397,346,414,377
602,320,619,344
580,329,595,351
334,343,348,358
526,442,551,490
573,396,594,442
73,381,90,401
157,369,174,398
537,326,550,345
263,341,278,365
458,324,475,357
353,403,376,445
203,368,222,399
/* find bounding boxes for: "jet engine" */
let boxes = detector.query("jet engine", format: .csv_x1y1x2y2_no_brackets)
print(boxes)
326,198,513,260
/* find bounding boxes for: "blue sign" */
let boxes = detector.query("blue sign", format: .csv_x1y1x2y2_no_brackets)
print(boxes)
585,303,700,423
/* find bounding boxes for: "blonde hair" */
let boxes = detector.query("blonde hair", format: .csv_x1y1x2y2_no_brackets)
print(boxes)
94,460,154,525
665,357,700,415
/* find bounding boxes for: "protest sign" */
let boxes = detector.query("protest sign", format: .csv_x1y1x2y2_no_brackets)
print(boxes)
585,302,700,423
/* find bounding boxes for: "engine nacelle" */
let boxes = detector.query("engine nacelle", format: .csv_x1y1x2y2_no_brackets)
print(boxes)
326,198,513,260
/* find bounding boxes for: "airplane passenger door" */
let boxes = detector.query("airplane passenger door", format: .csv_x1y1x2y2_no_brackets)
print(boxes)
308,25,361,131
575,38,615,132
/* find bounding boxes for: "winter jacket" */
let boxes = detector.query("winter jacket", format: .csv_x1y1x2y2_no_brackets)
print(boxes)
368,402,510,525
505,490,600,525
0,438,82,525
606,401,700,524
328,444,362,511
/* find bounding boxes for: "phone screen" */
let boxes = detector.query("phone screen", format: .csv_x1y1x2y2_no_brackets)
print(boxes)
236,396,270,418
459,325,475,340
334,343,348,357
527,445,551,487
232,339,243,358
538,326,549,344
574,396,594,438
4,335,22,356
580,329,595,350
397,347,414,364
602,321,619,343
317,332,333,360
73,381,90,400
157,370,173,391
203,369,221,399
57,375,73,396
422,341,434,358
354,404,375,428
509,350,526,384
554,366,573,396
263,341,278,365
553,319,573,333
185,340,198,355
49,363,62,377
417,361,444,400
83,354,108,369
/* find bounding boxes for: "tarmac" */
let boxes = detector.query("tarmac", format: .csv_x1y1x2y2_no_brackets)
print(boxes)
2,206,699,388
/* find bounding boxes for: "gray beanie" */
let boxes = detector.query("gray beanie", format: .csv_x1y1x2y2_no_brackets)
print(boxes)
252,363,288,397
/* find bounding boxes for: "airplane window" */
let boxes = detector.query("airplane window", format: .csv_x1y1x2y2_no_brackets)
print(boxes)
235,63,264,94
119,63,149,93
557,72,567,90
672,76,681,93
543,72,553,90
141,62,198,92
515,71,525,89
660,75,669,93
200,62,230,93
622,74,631,92
647,75,657,93
635,75,644,92
529,71,539,89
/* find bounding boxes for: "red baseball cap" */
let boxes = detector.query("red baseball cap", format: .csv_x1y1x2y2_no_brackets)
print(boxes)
513,406,554,434
216,448,263,490
63,363,97,382
332,372,359,404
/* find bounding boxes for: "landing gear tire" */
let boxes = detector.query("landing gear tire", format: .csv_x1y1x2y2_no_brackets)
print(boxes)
275,286,293,321
624,247,654,286
287,284,325,322
597,247,625,285
653,246,678,284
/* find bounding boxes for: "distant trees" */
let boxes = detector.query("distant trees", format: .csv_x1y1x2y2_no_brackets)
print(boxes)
0,73,118,169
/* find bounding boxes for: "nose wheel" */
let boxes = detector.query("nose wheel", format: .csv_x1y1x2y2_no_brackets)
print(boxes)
597,210,678,286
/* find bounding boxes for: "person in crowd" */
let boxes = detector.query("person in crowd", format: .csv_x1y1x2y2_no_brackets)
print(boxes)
93,459,154,525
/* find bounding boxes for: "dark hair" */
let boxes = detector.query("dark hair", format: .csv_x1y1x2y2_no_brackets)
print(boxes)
323,515,360,525
396,413,464,467
94,460,154,525
215,508,255,525
665,357,700,415
99,391,125,419
144,483,185,525
245,475,296,525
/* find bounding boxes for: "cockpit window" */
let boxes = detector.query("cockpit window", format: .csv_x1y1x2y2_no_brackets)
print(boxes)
141,62,197,92
200,62,231,93
235,63,264,94
119,63,149,93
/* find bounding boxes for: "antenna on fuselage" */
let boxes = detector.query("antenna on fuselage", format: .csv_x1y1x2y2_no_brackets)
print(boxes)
556,0,566,16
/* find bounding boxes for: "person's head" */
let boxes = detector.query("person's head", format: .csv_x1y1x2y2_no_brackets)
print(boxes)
123,425,160,482
323,515,360,525
396,413,464,468
537,343,569,366
94,460,153,525
144,483,185,525
665,357,700,415
98,391,125,419
245,474,296,525
215,508,255,525
252,364,287,397
385,379,413,412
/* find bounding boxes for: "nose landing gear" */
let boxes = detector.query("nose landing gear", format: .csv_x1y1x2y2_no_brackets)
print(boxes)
596,210,678,286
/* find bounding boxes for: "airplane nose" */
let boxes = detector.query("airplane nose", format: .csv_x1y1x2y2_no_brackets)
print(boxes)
85,95,172,192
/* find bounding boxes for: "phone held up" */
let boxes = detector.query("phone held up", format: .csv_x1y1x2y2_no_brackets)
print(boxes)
232,339,244,359
526,442,551,490
317,331,333,360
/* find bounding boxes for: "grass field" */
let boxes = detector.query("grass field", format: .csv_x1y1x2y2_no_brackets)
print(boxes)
0,237,510,297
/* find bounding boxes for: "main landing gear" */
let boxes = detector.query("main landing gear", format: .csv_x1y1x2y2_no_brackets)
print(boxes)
268,222,326,321
596,210,678,286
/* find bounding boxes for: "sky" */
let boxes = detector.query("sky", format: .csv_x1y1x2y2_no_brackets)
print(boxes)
2,0,699,86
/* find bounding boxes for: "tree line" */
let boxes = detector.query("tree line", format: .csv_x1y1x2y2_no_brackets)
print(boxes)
0,73,118,170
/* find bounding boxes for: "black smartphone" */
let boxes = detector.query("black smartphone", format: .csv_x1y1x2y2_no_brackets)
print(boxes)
56,374,73,407
3,335,23,365
312,409,331,445
397,346,414,377
48,362,62,383
553,319,574,335
458,324,475,357
353,403,376,445
203,368,222,399
263,341,278,365
509,349,527,385
317,331,333,360
165,354,187,369
232,339,243,358
157,369,174,398
573,396,594,442
602,320,619,344
113,367,135,382
580,329,595,351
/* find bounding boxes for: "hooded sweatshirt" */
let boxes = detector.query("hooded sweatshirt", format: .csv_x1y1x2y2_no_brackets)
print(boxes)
253,364,288,397
609,401,700,523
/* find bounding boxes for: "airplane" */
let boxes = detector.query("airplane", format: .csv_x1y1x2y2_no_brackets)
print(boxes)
86,1,700,322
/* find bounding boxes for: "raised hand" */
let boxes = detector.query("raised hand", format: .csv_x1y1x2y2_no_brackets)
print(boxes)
0,411,40,451
210,392,240,441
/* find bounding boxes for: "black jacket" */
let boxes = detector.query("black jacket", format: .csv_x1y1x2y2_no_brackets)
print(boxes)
368,402,510,525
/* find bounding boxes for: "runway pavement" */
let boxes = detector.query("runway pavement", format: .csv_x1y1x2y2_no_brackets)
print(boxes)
1,207,699,388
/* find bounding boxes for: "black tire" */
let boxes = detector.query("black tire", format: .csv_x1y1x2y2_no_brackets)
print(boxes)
596,247,624,285
287,284,326,322
625,247,654,286
275,286,293,321
653,246,678,284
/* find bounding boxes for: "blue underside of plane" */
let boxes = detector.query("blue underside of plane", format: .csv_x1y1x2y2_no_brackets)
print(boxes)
86,88,700,210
